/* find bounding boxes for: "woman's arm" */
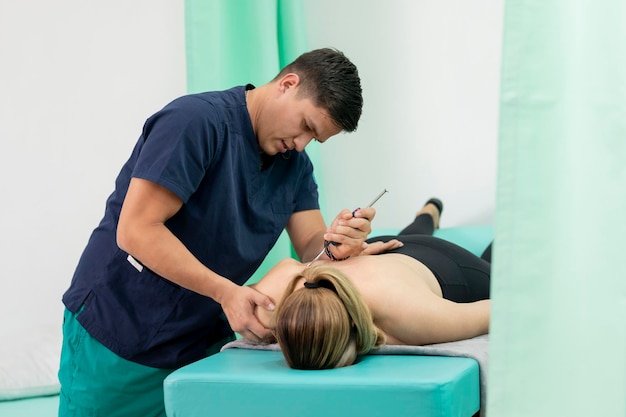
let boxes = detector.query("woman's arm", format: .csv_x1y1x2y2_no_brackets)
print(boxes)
372,287,490,346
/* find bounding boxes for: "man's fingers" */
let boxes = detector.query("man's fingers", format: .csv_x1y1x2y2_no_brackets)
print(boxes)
353,206,376,221
255,294,275,311
242,323,272,343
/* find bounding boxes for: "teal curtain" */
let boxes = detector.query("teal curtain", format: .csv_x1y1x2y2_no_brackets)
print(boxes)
184,0,318,283
488,1,626,416
185,0,308,92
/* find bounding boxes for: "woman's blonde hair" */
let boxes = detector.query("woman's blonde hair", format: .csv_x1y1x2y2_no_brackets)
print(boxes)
273,265,386,370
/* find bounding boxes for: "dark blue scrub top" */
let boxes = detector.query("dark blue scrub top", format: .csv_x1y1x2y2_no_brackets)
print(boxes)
62,86,319,368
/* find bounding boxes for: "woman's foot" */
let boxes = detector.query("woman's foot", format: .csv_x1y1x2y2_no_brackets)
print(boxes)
416,198,443,229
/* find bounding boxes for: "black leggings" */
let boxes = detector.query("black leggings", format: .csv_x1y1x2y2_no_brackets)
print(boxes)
366,214,491,303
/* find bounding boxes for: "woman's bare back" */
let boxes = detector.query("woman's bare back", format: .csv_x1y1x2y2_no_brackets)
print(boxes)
252,254,489,346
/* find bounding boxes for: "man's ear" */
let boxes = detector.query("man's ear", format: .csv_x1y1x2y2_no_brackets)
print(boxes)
277,73,300,93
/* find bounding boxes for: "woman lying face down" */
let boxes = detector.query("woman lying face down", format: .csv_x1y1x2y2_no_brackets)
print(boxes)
250,251,490,370
250,199,491,370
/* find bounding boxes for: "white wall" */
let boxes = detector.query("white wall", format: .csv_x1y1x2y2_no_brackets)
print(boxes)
0,0,502,334
0,1,186,334
303,0,503,229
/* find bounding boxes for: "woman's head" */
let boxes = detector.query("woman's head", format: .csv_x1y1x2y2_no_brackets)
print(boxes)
272,266,385,370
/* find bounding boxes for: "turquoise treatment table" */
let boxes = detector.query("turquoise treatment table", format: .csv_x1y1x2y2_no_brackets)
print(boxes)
164,226,492,417
164,349,480,417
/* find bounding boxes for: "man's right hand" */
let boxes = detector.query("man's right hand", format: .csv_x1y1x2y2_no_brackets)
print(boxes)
219,283,275,343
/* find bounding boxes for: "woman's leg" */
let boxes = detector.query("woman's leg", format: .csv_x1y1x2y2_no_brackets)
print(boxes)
398,198,443,236
480,243,493,263
389,236,491,302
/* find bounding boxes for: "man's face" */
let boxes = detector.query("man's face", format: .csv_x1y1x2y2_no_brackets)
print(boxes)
256,84,341,156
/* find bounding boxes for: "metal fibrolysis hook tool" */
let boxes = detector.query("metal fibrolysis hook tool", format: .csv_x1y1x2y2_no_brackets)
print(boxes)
306,188,388,267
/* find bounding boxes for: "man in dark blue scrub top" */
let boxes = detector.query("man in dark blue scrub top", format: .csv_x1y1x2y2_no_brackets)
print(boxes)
58,48,397,417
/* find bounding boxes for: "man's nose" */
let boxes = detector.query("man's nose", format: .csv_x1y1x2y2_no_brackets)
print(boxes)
293,135,314,152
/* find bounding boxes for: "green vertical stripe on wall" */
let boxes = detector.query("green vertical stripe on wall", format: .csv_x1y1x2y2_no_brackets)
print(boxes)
184,0,313,283
488,1,626,416
276,0,308,67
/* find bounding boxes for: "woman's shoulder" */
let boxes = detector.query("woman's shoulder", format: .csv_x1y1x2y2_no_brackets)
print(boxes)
249,258,303,298
251,258,304,329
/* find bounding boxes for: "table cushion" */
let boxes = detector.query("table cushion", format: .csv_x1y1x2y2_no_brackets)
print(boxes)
164,349,479,417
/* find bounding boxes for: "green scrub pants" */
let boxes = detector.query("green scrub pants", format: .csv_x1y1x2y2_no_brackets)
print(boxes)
58,306,234,417
58,308,173,416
